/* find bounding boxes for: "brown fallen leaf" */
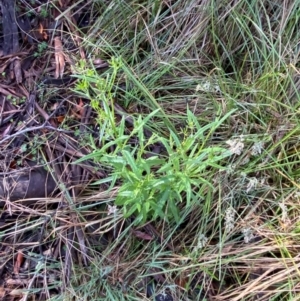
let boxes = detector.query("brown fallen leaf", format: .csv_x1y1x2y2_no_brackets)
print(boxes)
13,250,24,274
0,86,22,98
71,98,85,119
39,22,48,40
56,115,65,123
76,98,84,116
0,287,6,298
54,36,65,78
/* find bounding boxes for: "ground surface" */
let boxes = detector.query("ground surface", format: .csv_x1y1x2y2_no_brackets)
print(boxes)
0,1,300,300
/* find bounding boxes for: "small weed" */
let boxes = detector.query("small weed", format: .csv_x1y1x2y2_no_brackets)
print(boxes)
74,59,233,224
34,41,48,57
40,7,49,18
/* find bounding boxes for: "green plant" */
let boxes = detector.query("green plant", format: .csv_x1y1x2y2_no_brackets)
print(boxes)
40,7,49,18
34,41,48,57
101,111,232,224
74,59,233,224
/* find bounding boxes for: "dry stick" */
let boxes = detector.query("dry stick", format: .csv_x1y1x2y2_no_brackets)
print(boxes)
1,101,29,139
49,142,105,178
50,142,86,158
35,97,69,122
34,100,51,121
1,108,24,124
0,85,23,98
2,91,63,140
0,96,5,125
0,124,72,144
53,135,106,177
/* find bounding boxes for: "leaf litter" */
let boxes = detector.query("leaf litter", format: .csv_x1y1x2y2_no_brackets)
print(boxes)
0,1,171,300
